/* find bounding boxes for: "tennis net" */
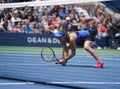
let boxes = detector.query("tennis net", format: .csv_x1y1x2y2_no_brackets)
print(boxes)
0,46,120,85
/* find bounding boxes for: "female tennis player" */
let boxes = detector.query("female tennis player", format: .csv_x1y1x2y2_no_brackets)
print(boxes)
54,27,104,68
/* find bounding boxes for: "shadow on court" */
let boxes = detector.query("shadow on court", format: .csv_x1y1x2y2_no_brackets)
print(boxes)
0,78,89,89
66,64,94,68
66,64,108,69
46,84,89,89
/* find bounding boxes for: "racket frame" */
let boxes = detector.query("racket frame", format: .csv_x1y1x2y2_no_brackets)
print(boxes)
41,47,59,62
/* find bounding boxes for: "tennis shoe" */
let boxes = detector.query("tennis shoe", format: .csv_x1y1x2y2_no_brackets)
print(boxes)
94,62,104,68
59,59,67,66
55,58,64,64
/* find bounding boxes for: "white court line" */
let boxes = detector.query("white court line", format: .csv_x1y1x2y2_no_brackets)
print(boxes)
0,53,119,60
0,82,120,85
102,58,120,60
0,82,35,85
48,82,120,85
0,64,41,66
0,64,55,66
0,63,118,66
0,55,119,61
84,55,120,61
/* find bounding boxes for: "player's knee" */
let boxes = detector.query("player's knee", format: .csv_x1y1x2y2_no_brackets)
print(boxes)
84,46,90,51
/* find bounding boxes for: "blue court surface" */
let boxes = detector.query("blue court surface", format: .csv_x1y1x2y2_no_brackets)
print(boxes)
0,53,120,89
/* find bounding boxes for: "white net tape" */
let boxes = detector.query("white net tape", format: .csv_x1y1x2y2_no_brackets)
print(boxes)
0,0,112,9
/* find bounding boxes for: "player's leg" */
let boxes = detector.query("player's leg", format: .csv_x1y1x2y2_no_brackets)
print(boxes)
84,40,104,68
55,43,70,64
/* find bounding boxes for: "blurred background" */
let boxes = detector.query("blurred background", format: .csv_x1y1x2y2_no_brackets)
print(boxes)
0,0,120,50
0,1,120,89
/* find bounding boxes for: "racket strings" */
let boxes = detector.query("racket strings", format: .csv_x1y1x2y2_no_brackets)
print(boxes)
42,48,55,61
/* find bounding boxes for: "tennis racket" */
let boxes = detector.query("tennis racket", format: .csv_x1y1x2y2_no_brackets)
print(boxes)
41,47,59,62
